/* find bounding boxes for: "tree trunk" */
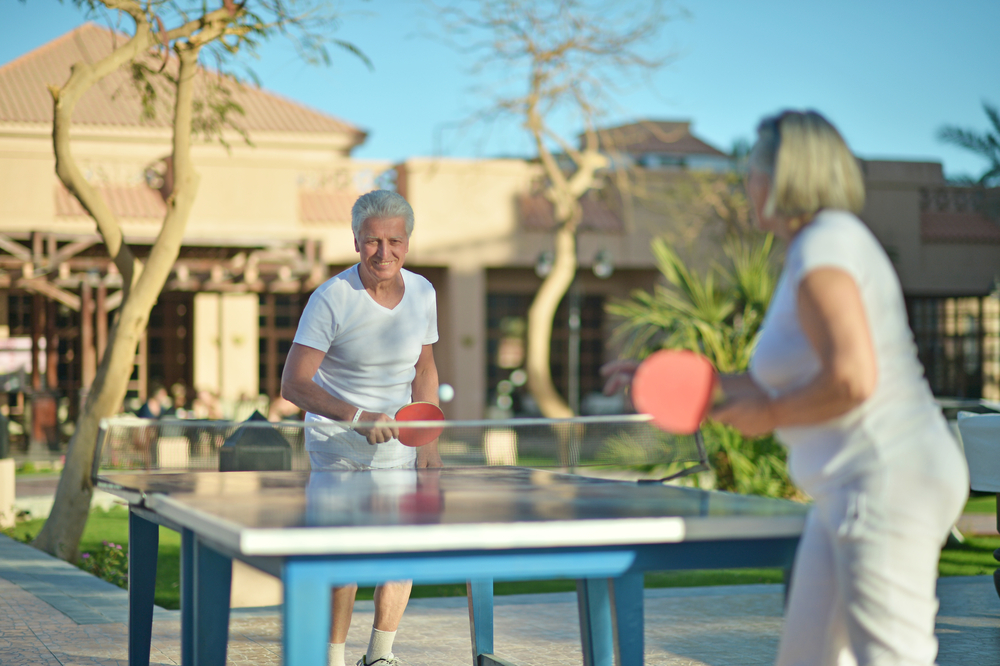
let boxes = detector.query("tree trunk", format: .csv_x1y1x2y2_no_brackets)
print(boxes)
33,43,204,562
526,223,577,419
522,142,605,420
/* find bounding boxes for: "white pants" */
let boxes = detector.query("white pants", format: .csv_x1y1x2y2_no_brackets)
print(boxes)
776,446,968,666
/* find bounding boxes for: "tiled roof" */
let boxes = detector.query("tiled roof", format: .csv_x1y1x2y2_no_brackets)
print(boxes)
55,184,166,219
921,212,1000,243
519,190,623,233
298,190,357,225
0,23,366,141
595,121,728,157
919,186,1000,243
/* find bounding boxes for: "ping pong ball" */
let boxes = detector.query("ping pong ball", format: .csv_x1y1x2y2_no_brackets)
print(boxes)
438,383,455,403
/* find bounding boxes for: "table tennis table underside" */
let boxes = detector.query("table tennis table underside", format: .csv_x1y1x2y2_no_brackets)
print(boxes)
120,502,802,666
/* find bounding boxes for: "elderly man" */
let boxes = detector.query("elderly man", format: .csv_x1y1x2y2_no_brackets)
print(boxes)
281,189,441,666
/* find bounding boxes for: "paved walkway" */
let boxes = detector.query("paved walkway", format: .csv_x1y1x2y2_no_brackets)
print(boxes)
1,534,999,666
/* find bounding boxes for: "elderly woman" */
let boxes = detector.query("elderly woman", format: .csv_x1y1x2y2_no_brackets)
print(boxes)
711,111,968,665
282,189,441,666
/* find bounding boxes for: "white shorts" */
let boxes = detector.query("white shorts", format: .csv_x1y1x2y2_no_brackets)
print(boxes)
776,440,968,666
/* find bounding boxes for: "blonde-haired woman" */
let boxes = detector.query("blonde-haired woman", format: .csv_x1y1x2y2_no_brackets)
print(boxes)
711,111,968,665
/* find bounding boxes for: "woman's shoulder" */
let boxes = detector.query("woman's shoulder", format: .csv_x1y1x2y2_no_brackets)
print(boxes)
791,210,888,281
797,210,881,256
804,209,868,237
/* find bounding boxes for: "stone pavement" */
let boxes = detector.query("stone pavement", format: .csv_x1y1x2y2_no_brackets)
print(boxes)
2,535,1000,665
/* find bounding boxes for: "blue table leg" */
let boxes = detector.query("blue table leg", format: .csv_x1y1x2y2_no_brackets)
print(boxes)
192,539,232,666
609,572,643,666
576,578,613,666
284,559,332,666
180,528,194,666
467,579,494,666
128,509,159,666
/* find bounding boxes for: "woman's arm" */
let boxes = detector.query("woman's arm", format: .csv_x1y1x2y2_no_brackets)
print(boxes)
711,267,877,436
411,344,442,467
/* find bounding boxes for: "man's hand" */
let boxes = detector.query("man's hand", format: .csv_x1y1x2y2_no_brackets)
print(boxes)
354,411,399,445
416,442,442,468
600,358,640,396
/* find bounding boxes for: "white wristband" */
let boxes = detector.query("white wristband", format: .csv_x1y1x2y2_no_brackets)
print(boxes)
352,407,364,424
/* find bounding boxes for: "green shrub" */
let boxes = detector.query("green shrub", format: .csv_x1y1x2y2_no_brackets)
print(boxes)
609,233,797,498
78,540,128,589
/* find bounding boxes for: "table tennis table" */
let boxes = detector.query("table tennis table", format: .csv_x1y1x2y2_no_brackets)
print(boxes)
98,464,807,666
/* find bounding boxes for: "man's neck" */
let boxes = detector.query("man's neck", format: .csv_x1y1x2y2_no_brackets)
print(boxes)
360,268,405,308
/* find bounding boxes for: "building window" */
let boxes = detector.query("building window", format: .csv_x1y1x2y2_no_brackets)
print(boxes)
146,293,194,406
486,291,605,416
8,293,33,336
259,293,309,400
907,295,1000,400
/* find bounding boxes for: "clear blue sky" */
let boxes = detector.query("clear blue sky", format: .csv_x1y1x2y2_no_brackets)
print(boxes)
3,1,998,180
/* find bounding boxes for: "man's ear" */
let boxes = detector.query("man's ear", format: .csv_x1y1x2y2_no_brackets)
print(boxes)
354,236,360,253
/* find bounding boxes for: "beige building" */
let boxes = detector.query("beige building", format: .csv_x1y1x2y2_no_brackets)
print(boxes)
1,25,998,451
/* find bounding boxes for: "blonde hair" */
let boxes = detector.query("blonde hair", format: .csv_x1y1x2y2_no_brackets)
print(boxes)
749,110,865,219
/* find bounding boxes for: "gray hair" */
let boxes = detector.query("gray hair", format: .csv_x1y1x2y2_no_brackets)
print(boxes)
749,110,865,218
351,190,415,239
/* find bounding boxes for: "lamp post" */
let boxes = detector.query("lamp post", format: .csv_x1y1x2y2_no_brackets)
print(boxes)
569,250,615,416
568,282,582,416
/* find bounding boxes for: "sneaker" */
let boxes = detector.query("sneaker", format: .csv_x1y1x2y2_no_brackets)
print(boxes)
357,654,401,666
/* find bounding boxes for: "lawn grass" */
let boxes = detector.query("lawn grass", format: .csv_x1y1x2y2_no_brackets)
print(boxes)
964,493,997,514
5,509,996,609
939,535,1000,577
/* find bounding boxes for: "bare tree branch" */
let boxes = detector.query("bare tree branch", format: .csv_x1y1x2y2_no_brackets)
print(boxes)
435,0,674,418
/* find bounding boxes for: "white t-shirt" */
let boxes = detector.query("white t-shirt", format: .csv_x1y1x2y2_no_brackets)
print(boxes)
294,265,438,468
750,210,953,495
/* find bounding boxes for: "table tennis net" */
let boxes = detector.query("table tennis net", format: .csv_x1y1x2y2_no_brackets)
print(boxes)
93,414,708,482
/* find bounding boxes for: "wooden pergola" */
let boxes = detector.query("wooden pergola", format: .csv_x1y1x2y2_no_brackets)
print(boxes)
0,231,327,447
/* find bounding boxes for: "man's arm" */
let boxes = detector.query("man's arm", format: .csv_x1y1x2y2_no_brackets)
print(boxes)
280,343,397,443
411,344,442,467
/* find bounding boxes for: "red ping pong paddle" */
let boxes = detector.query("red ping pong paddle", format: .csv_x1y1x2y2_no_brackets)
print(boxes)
631,350,721,434
395,401,445,447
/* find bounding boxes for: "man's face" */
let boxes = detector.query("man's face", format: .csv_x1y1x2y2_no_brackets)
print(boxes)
355,216,409,283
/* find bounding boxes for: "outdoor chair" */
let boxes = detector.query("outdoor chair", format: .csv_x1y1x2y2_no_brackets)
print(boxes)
957,411,1000,598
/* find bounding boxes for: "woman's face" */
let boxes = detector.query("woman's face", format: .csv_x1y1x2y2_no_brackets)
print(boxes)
746,168,782,235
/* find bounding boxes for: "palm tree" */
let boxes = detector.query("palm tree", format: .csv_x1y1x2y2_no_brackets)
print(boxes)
607,233,798,498
607,233,776,372
938,102,1000,186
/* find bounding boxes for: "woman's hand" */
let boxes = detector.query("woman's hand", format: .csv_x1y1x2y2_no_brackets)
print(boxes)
355,412,399,445
600,359,640,395
710,375,777,438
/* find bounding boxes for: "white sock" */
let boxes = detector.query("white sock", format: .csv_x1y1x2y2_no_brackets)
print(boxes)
328,642,346,666
366,627,396,663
